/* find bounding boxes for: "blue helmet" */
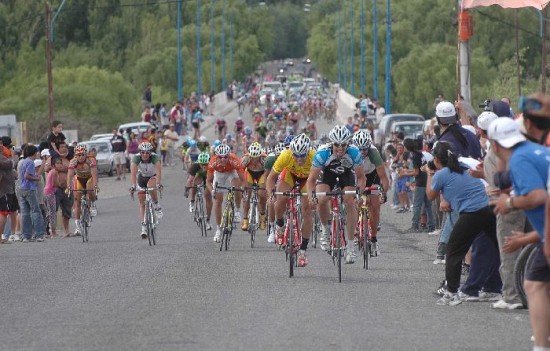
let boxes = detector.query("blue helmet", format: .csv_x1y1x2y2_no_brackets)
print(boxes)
244,126,252,135
188,140,197,147
213,139,221,147
283,134,295,146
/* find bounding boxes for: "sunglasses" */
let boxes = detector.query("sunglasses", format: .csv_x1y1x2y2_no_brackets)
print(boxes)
333,143,348,148
140,151,151,155
217,155,228,159
293,153,307,159
518,96,542,113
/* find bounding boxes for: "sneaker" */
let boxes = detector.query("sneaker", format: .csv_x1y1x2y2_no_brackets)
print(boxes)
275,225,284,246
189,202,194,213
478,291,502,302
390,204,398,209
8,234,20,242
371,241,380,256
234,211,242,223
345,243,358,264
35,237,45,243
22,238,30,243
433,256,446,265
320,228,330,251
206,221,212,230
491,299,524,310
428,229,441,236
437,291,462,306
213,229,222,243
74,226,82,236
267,231,275,243
155,206,163,219
241,218,249,231
90,204,98,217
297,250,308,267
141,225,147,239
396,207,407,213
259,214,267,230
434,280,447,296
405,226,421,233
458,290,480,302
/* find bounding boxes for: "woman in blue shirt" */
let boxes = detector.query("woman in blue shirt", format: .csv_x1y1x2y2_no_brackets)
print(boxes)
426,141,499,306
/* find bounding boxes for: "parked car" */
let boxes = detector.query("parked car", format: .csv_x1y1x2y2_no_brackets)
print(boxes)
78,140,114,176
90,133,114,141
390,121,425,140
117,122,153,136
378,114,425,145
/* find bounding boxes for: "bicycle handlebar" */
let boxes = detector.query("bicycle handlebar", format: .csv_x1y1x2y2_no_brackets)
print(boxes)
214,184,244,192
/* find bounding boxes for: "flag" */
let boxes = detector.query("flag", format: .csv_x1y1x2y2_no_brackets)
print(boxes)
462,0,549,9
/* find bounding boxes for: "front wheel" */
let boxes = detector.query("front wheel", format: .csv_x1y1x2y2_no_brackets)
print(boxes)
513,243,538,308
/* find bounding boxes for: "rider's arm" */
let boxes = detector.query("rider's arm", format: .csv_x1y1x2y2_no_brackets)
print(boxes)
206,171,214,193
155,159,162,186
306,167,322,200
66,168,75,189
265,170,279,195
91,165,98,189
130,160,138,188
355,165,366,194
376,165,390,193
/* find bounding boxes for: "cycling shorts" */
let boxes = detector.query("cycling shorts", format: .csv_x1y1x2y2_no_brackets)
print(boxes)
319,170,355,190
213,170,239,192
280,168,308,191
365,171,381,187
72,177,93,191
245,169,265,185
525,242,550,282
137,174,155,190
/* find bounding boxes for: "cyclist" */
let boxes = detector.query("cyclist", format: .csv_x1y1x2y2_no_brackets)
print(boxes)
266,133,315,267
197,135,210,152
306,125,366,264
242,126,254,152
264,142,286,243
234,117,244,149
185,152,213,230
183,139,201,170
129,142,163,239
352,129,389,256
216,117,227,140
206,144,246,243
240,142,267,231
66,144,98,236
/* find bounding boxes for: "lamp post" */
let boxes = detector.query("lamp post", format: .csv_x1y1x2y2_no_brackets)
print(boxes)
372,0,378,100
342,0,347,91
384,0,391,113
210,0,215,93
221,1,226,90
336,5,342,84
360,0,365,94
350,0,354,95
45,0,67,125
229,13,233,84
177,0,183,100
197,0,202,96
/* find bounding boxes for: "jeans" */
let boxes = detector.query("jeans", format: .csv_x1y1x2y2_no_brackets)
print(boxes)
460,231,502,296
411,186,434,230
439,209,459,246
19,189,46,239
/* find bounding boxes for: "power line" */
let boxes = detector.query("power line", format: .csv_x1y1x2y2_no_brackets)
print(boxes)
474,9,549,40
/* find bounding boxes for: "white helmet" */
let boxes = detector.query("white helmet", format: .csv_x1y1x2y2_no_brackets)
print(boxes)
289,133,310,155
248,142,262,157
214,144,231,156
274,142,285,155
138,142,154,152
329,125,352,144
199,135,208,142
476,111,498,131
435,101,457,124
353,129,372,149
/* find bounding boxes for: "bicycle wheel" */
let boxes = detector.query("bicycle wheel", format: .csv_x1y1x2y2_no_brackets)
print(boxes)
313,212,321,248
249,202,257,248
197,196,207,237
513,243,537,308
288,211,294,278
336,219,342,283
146,201,153,246
361,217,369,270
150,206,157,245
225,207,233,251
81,200,89,243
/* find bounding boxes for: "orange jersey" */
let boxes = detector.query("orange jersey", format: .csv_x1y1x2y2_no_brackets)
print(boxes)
207,153,243,175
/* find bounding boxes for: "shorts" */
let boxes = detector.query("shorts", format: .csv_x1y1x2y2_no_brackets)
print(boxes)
73,177,93,191
113,152,126,166
245,169,265,185
138,174,155,189
396,177,409,193
525,242,550,282
192,122,200,129
280,168,308,191
319,170,356,190
55,187,74,219
0,193,19,214
365,171,381,187
213,170,239,192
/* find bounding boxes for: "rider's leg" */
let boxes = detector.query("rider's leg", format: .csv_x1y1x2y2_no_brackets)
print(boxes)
214,192,224,226
316,183,331,226
343,187,358,241
369,194,381,238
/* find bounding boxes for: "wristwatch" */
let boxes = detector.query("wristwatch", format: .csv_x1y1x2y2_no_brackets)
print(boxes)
505,197,515,210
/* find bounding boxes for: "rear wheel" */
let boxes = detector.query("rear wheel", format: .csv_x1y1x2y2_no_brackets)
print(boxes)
336,219,342,283
146,203,153,246
249,203,257,248
514,243,538,308
288,212,294,278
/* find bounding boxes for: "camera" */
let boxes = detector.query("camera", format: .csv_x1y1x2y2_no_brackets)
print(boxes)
427,160,436,171
479,98,492,111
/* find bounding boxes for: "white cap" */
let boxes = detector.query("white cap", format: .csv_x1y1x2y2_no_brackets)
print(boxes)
435,101,456,118
34,159,43,167
477,111,498,131
40,149,50,157
487,117,526,148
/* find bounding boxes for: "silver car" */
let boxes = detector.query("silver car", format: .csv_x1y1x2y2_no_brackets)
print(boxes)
78,140,114,176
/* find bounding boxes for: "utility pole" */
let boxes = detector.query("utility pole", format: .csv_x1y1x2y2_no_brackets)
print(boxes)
542,6,548,93
458,7,473,103
45,2,54,125
360,0,365,94
373,0,378,100
197,0,202,96
350,0,354,95
384,0,391,113
210,0,215,93
177,0,183,100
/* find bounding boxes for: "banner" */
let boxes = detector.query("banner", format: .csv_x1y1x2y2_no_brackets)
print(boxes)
462,0,548,9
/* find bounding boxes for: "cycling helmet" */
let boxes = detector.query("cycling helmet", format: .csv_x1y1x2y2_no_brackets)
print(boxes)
188,140,197,147
215,144,231,156
328,125,352,144
353,129,372,149
273,108,282,117
138,142,154,152
274,142,285,155
75,144,87,155
199,135,208,142
283,134,295,147
244,126,252,135
289,133,310,156
197,152,211,164
248,142,262,157
213,139,221,147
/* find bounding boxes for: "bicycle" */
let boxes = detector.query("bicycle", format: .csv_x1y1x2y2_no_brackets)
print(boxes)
70,189,95,243
131,185,162,246
513,243,538,308
216,183,244,251
356,186,382,270
273,184,304,278
245,181,265,248
186,184,207,237
313,187,358,283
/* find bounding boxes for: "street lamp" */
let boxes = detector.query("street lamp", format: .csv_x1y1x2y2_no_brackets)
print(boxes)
197,0,203,96
385,0,391,113
177,0,183,100
210,0,215,93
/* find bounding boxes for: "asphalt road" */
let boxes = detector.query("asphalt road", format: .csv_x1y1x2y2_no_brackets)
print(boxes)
0,89,533,351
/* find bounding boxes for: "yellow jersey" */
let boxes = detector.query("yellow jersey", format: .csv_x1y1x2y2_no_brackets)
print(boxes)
272,149,315,179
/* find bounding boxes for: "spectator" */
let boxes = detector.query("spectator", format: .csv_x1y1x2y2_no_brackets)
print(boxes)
0,141,17,243
142,83,152,109
47,121,66,158
163,124,179,167
18,145,46,242
160,103,169,130
489,117,550,348
44,157,61,238
170,101,184,136
110,128,127,180
141,106,152,123
54,142,73,237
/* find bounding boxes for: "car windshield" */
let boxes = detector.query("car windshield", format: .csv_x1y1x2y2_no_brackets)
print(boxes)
394,124,423,137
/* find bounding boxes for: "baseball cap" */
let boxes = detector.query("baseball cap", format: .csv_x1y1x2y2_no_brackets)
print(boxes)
487,117,526,148
435,101,456,118
488,100,511,117
34,159,43,167
477,111,499,131
40,149,50,157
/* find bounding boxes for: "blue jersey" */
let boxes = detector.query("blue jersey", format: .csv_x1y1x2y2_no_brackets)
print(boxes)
312,145,363,173
509,141,550,241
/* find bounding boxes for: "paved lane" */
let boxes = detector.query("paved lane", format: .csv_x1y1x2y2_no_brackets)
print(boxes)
0,95,533,351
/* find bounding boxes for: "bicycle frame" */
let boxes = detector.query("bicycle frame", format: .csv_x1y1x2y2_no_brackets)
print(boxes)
216,183,244,251
71,189,95,243
356,186,382,269
131,186,161,246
